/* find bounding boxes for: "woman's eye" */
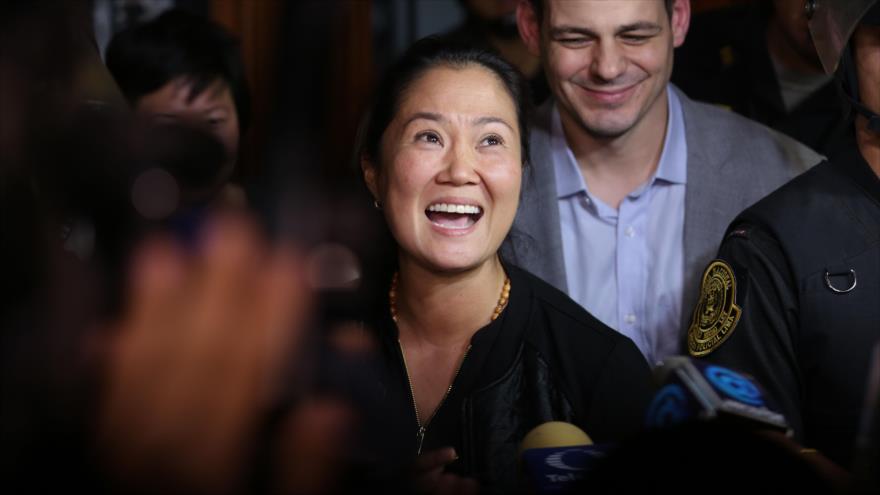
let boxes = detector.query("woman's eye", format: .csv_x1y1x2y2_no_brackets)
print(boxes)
481,135,504,147
208,118,226,126
416,132,441,144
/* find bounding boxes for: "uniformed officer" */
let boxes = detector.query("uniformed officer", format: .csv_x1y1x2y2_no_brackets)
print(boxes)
685,0,880,470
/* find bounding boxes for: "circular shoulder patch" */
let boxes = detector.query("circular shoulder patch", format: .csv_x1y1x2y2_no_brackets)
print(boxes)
687,260,742,357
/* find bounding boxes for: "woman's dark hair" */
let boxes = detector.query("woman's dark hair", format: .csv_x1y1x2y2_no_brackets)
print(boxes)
360,36,531,168
105,9,250,134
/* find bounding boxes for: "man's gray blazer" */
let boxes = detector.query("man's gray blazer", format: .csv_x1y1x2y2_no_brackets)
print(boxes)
501,86,822,341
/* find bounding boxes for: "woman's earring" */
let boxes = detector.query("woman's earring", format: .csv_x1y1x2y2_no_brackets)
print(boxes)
373,199,382,210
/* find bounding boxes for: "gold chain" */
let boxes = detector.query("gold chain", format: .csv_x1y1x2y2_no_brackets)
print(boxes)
389,272,511,323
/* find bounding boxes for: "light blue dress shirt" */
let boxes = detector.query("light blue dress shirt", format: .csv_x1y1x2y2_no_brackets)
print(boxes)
552,88,687,366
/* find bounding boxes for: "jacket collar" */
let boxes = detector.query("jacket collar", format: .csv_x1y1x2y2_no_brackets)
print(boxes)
838,145,880,207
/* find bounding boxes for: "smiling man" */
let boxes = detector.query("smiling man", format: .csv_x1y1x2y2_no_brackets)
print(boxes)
502,0,821,366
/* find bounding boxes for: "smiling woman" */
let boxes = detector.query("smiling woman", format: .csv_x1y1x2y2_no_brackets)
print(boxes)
358,38,654,493
364,62,521,275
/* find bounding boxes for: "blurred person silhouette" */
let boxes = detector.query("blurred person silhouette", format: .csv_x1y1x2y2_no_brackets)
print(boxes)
0,4,122,492
358,37,653,494
442,0,549,103
0,0,132,319
672,0,853,157
105,8,250,208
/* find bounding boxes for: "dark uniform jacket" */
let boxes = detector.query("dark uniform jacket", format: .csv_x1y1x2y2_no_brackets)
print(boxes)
372,263,653,493
685,147,880,467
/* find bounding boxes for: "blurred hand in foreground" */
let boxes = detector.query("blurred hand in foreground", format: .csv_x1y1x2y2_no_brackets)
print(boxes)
97,214,350,494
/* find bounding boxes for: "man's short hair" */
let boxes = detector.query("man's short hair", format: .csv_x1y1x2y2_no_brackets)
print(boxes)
106,9,250,133
528,0,675,23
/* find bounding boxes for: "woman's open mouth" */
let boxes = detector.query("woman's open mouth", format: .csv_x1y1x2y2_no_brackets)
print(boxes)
425,202,484,230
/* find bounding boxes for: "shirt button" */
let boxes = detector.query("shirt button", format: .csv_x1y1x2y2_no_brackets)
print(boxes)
624,226,635,237
624,313,637,324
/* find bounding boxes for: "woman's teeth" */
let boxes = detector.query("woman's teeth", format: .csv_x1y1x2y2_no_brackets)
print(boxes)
426,203,482,214
425,202,483,230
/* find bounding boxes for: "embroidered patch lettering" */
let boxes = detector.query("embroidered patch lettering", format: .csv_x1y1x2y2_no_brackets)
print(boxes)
688,260,742,357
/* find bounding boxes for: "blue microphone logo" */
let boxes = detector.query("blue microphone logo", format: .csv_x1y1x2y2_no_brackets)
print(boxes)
544,448,604,471
705,365,764,407
645,383,689,428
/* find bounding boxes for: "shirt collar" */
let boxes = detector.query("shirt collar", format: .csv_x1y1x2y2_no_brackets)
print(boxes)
550,85,688,200
656,87,688,185
550,105,587,199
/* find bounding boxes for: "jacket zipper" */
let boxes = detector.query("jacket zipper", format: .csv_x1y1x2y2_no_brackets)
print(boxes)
398,340,472,455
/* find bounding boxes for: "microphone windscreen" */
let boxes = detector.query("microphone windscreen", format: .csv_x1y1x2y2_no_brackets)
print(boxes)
645,356,788,432
519,421,592,452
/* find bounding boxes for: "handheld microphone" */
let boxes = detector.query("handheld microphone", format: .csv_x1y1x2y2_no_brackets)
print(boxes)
645,356,789,433
518,422,609,494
